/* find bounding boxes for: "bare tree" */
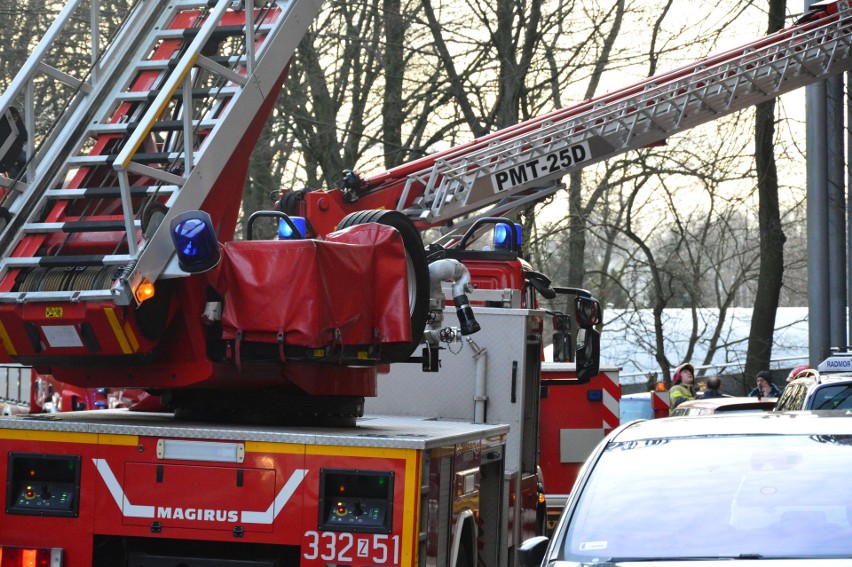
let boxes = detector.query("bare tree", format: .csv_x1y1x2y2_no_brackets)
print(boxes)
1,0,808,381
565,0,627,289
0,1,137,149
744,0,787,378
550,106,764,382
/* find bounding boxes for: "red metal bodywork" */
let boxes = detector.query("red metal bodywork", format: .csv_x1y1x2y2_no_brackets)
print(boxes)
0,416,506,566
0,6,294,391
0,434,410,565
538,365,620,497
0,224,410,398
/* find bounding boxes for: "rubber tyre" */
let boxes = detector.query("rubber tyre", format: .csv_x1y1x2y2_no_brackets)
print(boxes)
276,188,311,216
337,210,429,362
169,389,364,427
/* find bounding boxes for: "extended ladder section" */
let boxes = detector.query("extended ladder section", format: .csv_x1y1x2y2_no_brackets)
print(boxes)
0,0,322,306
385,0,852,227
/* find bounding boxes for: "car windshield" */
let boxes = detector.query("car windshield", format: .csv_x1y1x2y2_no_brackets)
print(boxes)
559,433,852,560
809,384,852,410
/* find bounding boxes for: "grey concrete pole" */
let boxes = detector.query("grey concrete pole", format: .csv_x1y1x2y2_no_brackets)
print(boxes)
847,73,852,346
807,75,831,365
827,74,846,350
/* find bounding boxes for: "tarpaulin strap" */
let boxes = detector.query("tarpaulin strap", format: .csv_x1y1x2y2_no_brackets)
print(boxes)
333,328,342,363
373,327,382,360
277,331,286,362
234,330,243,372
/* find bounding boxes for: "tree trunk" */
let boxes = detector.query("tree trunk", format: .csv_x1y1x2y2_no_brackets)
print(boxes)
241,118,277,240
566,0,625,288
381,0,404,169
745,0,786,379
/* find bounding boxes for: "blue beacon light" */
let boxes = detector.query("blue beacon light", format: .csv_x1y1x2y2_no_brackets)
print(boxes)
170,210,221,273
493,223,522,250
278,216,306,240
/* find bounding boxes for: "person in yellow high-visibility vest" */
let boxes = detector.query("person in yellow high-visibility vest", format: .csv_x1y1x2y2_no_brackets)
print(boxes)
669,363,696,412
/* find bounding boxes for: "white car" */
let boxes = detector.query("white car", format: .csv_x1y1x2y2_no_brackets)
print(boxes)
670,396,776,416
775,374,852,411
519,411,852,565
775,355,852,411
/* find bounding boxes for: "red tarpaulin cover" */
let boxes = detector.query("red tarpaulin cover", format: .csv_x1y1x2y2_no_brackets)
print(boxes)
218,224,412,348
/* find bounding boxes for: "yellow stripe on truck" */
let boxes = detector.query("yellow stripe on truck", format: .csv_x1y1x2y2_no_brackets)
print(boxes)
122,321,140,352
0,319,16,356
104,307,136,354
0,430,138,446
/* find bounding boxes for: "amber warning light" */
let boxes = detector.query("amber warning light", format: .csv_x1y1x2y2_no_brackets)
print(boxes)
134,280,155,304
0,546,63,566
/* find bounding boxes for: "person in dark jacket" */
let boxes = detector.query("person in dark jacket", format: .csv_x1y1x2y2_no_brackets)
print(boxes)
749,370,782,398
699,376,724,398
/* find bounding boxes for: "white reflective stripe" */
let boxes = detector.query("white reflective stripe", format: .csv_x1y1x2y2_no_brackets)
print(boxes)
93,458,155,518
241,468,308,524
602,389,619,428
95,458,307,524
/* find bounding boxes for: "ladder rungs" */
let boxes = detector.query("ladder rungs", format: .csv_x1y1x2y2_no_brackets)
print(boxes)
0,289,117,303
128,55,246,80
113,86,239,103
0,0,324,306
22,220,142,234
157,23,275,42
88,119,219,136
167,0,213,7
201,54,245,67
66,155,113,167
45,186,179,199
1,255,134,269
131,55,244,74
149,119,219,131
68,152,184,167
87,123,138,135
134,59,177,72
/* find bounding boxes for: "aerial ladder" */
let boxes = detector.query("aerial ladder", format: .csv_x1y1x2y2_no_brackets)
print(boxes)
0,0,349,410
293,0,852,238
0,0,848,414
0,0,323,304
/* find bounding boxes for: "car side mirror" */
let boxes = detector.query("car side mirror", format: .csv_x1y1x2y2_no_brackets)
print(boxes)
575,296,601,327
575,326,601,384
573,296,601,383
518,536,550,567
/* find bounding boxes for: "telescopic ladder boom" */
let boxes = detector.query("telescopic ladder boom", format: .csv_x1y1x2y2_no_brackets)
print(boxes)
0,0,322,306
364,1,852,229
1,0,851,306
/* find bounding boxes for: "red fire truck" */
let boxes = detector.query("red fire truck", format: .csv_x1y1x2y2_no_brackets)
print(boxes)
0,365,33,416
0,365,145,415
0,0,850,565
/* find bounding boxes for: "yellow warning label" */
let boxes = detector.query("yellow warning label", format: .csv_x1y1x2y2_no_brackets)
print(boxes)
45,307,63,318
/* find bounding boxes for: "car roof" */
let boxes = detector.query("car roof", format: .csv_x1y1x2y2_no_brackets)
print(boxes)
613,410,852,442
673,396,776,412
621,392,651,400
816,373,852,383
787,373,852,389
